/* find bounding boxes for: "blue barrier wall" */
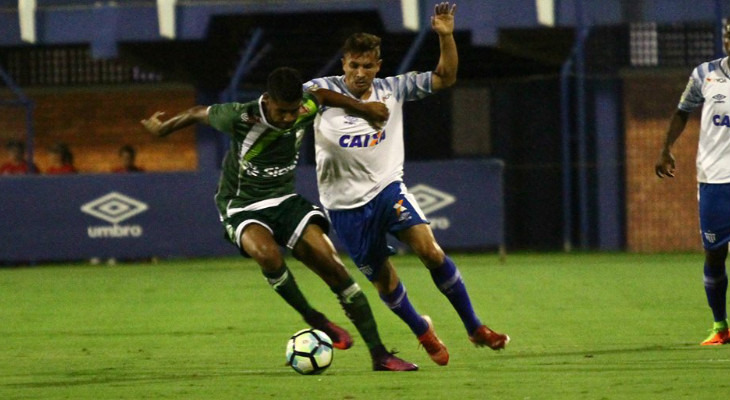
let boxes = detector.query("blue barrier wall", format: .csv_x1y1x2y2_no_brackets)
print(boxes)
0,159,504,263
0,172,236,263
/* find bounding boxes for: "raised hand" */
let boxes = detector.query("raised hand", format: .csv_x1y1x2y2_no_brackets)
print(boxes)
431,2,456,36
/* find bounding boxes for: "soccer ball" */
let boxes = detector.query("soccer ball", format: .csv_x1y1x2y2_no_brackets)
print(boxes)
285,328,334,375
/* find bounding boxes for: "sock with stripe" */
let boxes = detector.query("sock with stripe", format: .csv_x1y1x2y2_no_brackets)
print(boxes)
263,263,321,323
379,281,428,336
332,278,383,350
430,256,482,334
704,261,728,324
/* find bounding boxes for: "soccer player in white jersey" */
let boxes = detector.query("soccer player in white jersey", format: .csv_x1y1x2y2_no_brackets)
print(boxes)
656,21,730,345
304,2,509,366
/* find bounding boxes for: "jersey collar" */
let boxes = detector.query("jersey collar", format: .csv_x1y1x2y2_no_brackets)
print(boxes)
720,57,730,79
257,95,284,131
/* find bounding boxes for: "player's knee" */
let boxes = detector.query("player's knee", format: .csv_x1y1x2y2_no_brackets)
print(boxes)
414,242,445,267
248,243,282,271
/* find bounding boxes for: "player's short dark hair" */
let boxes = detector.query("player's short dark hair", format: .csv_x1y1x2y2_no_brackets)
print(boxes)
342,33,381,59
266,67,304,103
119,144,136,157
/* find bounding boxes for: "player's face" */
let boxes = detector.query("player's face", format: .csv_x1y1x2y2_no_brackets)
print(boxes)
342,51,382,98
263,95,302,129
120,151,134,168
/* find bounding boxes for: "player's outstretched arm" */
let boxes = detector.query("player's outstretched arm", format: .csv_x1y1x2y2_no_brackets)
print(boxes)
311,88,389,127
141,105,209,137
655,109,690,178
431,2,458,91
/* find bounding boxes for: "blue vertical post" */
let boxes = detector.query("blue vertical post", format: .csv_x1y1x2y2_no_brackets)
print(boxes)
397,0,428,74
575,0,590,249
595,82,622,250
715,0,725,59
560,56,573,252
24,101,35,170
0,64,34,168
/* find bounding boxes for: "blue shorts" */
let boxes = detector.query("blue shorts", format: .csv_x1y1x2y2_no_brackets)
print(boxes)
699,182,730,250
327,181,429,280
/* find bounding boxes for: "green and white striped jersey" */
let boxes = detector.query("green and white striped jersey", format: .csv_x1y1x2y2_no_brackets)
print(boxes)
208,93,319,217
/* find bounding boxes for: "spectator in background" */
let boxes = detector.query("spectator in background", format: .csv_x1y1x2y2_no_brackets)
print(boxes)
112,144,144,173
45,142,77,174
0,140,37,175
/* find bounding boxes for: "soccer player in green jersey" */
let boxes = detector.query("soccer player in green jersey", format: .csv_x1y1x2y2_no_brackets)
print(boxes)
140,67,418,371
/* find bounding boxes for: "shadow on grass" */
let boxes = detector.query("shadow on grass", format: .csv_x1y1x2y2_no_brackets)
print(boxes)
497,343,702,359
1,369,293,389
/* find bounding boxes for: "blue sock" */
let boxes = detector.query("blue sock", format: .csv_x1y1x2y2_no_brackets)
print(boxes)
704,262,728,322
379,282,428,336
431,256,482,334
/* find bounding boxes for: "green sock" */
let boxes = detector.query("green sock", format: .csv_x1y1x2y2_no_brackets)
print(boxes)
263,264,317,320
333,279,383,351
713,320,729,331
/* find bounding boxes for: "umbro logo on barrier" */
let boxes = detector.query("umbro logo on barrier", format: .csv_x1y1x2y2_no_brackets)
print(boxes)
81,192,148,238
409,184,456,215
81,192,148,224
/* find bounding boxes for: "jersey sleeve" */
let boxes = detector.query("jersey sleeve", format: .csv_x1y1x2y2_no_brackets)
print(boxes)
296,91,320,125
207,102,246,136
678,67,704,112
381,71,433,102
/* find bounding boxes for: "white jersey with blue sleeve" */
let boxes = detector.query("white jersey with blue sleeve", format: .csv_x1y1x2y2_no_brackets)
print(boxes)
678,57,730,183
304,72,433,209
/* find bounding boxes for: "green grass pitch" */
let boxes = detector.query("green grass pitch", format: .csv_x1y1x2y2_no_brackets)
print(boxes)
2,252,729,399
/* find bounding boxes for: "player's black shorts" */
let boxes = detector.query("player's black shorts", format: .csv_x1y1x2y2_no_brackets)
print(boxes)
222,194,329,257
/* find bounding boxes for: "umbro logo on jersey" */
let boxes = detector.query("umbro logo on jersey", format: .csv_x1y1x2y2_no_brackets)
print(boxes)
713,94,726,101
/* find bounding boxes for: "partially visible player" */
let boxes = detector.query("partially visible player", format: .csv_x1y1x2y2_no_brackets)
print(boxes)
655,20,730,345
141,67,418,371
304,2,509,366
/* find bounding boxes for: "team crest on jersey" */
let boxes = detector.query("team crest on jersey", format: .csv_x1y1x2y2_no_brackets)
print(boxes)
241,113,261,124
704,231,717,244
339,130,386,148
